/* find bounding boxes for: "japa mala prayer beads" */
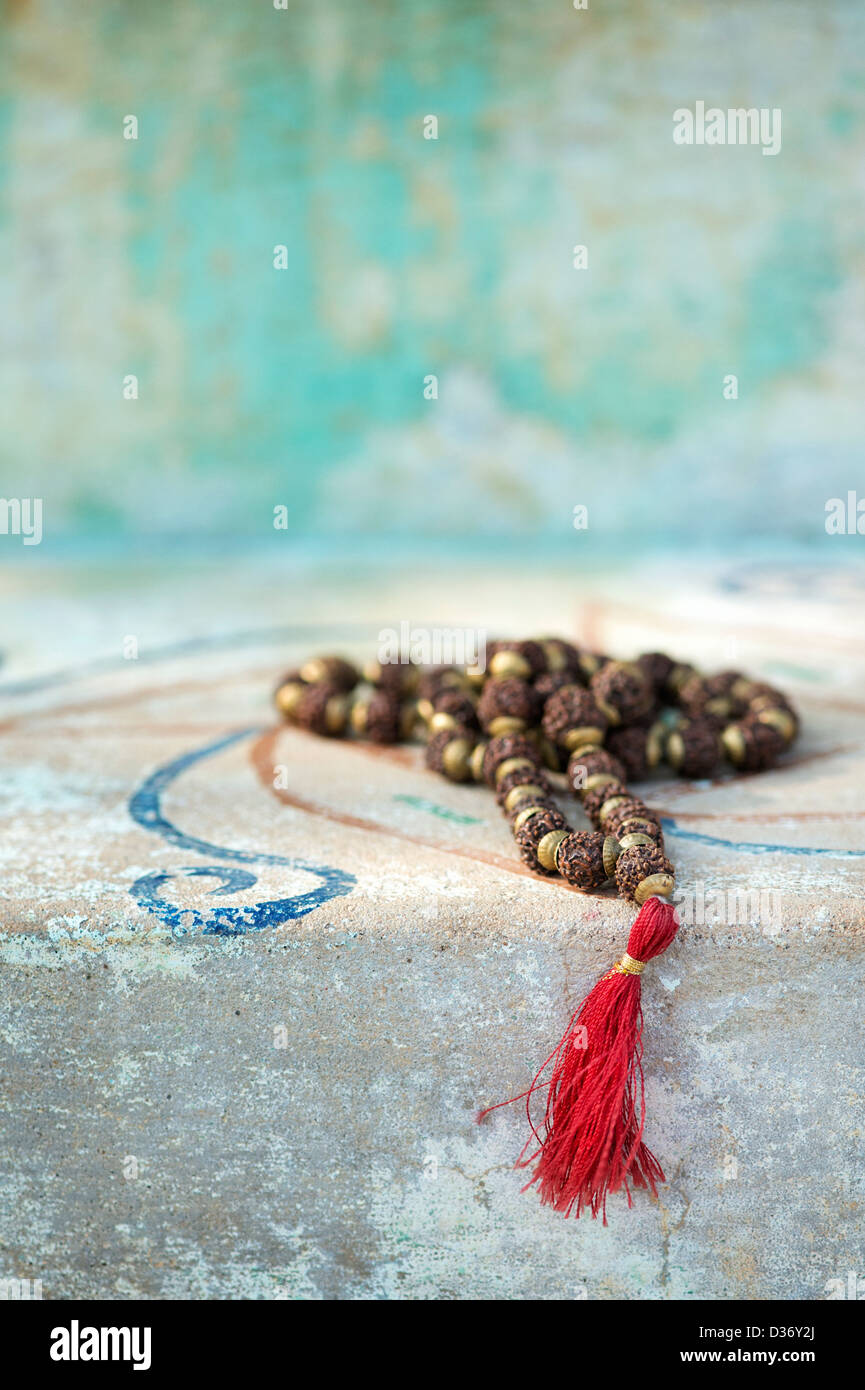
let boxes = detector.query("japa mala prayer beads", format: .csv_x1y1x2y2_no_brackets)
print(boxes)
273,639,799,1222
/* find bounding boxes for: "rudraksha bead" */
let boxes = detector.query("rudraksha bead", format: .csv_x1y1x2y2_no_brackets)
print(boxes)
679,670,744,723
363,659,419,697
746,686,799,742
481,734,542,788
589,661,654,726
721,718,787,772
431,688,479,730
424,726,476,781
477,678,543,736
487,639,547,680
637,651,676,695
602,797,661,840
514,807,568,875
539,637,583,676
534,670,575,701
615,844,675,903
556,830,608,890
582,779,630,826
417,667,470,703
541,685,608,749
294,682,351,736
605,725,653,782
506,792,561,827
567,747,627,796
667,717,723,778
299,656,358,692
350,688,402,743
495,764,553,808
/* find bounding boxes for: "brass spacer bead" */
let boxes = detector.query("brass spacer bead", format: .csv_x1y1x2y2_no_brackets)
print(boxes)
705,696,733,720
429,710,459,733
464,665,487,689
563,725,604,751
487,715,528,737
594,696,621,726
619,832,655,850
583,772,619,794
721,723,746,766
275,681,305,719
511,805,547,834
537,829,568,873
400,701,420,740
494,756,536,786
532,731,561,771
300,657,329,684
578,653,603,679
756,707,796,743
666,730,685,770
416,698,435,724
489,650,532,680
469,741,488,783
598,794,629,824
569,741,602,762
634,873,675,906
324,694,350,735
442,736,474,781
602,835,622,880
350,700,368,735
503,783,547,813
646,721,667,769
540,640,567,673
668,662,698,694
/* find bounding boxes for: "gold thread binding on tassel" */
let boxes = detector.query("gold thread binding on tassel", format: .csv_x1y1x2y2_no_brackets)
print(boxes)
612,952,645,976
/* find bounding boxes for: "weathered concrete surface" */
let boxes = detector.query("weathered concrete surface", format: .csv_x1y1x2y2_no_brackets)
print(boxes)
0,555,863,1299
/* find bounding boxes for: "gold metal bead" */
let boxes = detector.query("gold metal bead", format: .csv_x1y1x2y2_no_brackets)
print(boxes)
578,653,603,679
667,730,685,770
465,665,487,689
756,707,796,743
563,725,604,751
569,741,602,761
487,716,527,737
489,650,532,680
350,700,368,735
594,696,621,726
275,682,305,718
705,696,733,720
540,640,567,673
721,723,746,765
537,829,568,873
583,772,619,794
531,731,561,771
362,659,382,684
400,701,421,740
429,711,459,733
730,676,757,703
646,721,667,769
416,698,435,724
324,694,350,735
503,783,546,813
469,741,488,783
598,794,629,823
634,873,675,906
512,805,546,834
668,662,698,694
619,832,655,850
602,835,622,879
494,756,536,786
442,736,473,781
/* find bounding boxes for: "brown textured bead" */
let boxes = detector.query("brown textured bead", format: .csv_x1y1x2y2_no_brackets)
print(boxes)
602,797,660,838
365,659,419,697
582,779,630,825
605,726,652,782
417,667,469,702
432,688,478,729
534,670,575,701
747,686,800,739
679,670,743,723
542,685,608,748
351,688,402,743
506,793,561,827
495,765,553,807
424,726,475,780
567,748,627,796
481,735,542,788
722,717,787,771
615,844,675,901
514,806,568,874
556,830,608,890
487,639,547,680
295,682,350,736
539,638,583,676
636,651,676,695
477,678,542,735
589,661,654,725
667,717,722,777
299,656,358,692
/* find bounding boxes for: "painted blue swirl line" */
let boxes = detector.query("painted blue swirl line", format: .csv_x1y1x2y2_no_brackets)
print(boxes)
661,817,865,858
128,727,355,937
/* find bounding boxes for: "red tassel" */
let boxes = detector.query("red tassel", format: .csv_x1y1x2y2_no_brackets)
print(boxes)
478,896,679,1222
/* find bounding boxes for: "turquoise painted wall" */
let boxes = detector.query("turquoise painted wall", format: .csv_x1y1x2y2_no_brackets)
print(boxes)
1,0,863,548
